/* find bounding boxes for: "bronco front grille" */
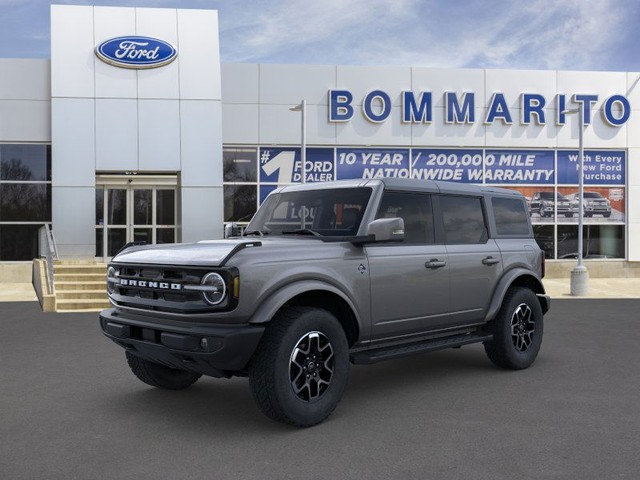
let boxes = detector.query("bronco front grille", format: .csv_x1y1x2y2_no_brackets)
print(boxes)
108,264,233,314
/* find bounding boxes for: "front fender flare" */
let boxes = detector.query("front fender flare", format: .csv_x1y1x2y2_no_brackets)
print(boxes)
485,269,547,322
248,280,362,327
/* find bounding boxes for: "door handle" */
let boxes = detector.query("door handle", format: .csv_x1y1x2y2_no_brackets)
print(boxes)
425,259,446,269
482,256,500,266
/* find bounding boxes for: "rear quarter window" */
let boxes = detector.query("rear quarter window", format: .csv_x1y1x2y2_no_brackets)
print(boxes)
492,197,530,236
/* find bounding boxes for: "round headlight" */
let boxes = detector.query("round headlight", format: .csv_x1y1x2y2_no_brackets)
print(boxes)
107,266,117,294
201,272,226,305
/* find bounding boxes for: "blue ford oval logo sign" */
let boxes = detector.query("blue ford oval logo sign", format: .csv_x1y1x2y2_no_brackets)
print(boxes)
95,36,177,69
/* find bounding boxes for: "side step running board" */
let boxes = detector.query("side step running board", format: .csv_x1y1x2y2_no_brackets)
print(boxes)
350,333,493,365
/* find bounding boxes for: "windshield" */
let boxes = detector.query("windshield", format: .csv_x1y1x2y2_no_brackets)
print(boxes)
539,192,567,200
245,187,372,237
584,192,604,199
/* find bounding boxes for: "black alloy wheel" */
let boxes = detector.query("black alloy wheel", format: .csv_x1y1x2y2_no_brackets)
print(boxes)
484,287,544,370
510,303,535,352
249,307,349,427
289,331,335,402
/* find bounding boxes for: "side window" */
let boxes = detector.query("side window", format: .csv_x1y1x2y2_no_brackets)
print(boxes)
492,197,530,236
440,195,486,244
376,192,434,244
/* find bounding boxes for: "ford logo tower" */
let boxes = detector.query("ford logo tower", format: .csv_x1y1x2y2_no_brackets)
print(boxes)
95,36,177,69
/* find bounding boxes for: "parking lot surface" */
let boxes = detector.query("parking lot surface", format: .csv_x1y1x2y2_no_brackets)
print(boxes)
1,300,639,480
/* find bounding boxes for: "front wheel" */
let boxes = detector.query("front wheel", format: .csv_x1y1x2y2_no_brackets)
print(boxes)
248,307,349,427
484,287,543,370
125,351,201,390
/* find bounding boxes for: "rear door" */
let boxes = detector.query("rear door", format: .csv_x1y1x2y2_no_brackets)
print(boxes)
366,191,451,342
437,194,503,326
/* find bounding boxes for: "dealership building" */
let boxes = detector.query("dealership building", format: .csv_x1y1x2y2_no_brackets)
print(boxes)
1,4,639,280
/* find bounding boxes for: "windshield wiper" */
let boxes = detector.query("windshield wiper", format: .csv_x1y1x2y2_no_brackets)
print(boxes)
243,230,269,237
282,228,322,237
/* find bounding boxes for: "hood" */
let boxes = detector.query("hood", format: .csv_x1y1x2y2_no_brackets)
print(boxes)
111,237,326,267
112,239,261,267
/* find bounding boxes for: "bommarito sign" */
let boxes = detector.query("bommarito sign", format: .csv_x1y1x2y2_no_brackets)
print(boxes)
328,90,631,127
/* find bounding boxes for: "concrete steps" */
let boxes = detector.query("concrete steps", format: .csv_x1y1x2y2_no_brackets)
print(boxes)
56,281,106,291
53,261,109,312
56,290,108,300
53,264,107,275
56,299,112,312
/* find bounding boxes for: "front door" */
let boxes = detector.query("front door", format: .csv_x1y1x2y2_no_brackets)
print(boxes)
95,176,177,259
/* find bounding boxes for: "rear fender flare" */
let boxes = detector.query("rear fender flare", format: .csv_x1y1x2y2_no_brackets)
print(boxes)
485,269,546,322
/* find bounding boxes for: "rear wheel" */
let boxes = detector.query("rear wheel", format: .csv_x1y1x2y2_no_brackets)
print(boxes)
125,351,201,390
484,287,543,370
248,307,349,427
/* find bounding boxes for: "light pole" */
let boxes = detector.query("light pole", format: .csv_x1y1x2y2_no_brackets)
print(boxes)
562,104,589,295
289,100,306,184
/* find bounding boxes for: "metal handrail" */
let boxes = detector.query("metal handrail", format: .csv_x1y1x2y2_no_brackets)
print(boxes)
38,224,58,294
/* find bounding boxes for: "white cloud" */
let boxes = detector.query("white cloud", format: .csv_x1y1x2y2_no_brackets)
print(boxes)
219,0,417,62
218,0,632,71
468,0,626,70
0,0,634,70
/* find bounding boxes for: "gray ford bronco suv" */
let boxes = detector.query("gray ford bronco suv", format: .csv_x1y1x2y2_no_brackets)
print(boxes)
100,179,550,427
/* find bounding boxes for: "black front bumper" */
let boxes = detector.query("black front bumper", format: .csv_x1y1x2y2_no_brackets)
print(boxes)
99,308,264,378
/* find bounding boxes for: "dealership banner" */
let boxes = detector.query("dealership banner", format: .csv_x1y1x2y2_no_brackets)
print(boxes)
260,147,334,183
259,147,626,192
484,150,554,184
336,148,410,179
410,149,483,183
557,150,625,185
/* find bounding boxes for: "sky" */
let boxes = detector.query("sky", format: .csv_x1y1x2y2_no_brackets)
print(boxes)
1,0,639,72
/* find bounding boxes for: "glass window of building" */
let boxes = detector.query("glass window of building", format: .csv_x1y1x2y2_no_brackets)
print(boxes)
223,147,257,182
223,147,258,227
533,225,555,260
557,225,624,259
224,185,257,222
0,144,52,261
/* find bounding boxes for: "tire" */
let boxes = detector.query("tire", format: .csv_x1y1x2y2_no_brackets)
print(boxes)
125,351,201,390
603,212,611,218
248,307,349,427
484,287,543,370
585,213,592,218
565,213,574,218
538,206,546,218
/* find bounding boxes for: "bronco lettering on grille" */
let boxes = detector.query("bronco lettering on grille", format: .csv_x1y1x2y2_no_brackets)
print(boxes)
119,279,182,290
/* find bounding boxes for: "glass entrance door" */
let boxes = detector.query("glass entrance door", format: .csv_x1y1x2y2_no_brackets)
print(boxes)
96,181,177,259
132,188,153,246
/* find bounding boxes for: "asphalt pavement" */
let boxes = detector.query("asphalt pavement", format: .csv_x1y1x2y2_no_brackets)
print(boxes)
1,300,639,480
